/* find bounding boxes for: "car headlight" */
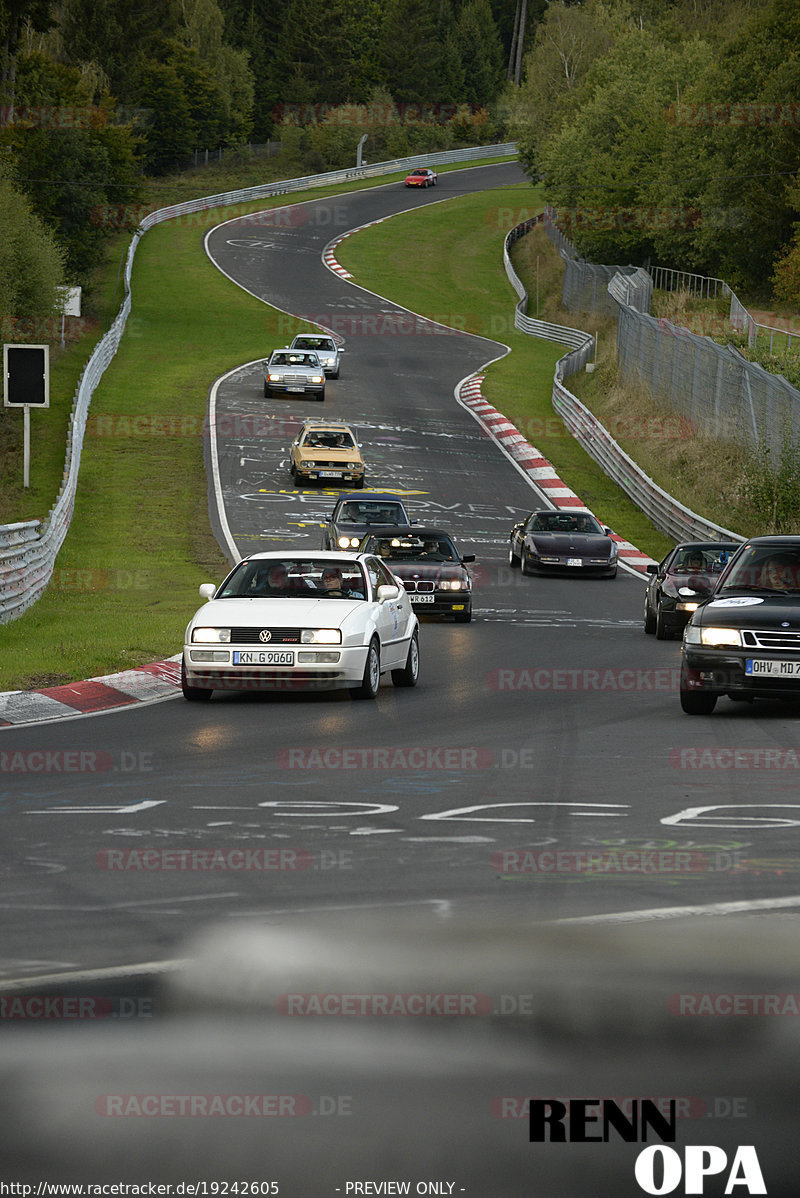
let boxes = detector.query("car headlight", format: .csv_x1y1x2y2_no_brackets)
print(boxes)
440,580,462,591
192,627,231,643
539,555,560,563
338,536,360,548
700,627,742,647
677,601,699,612
268,372,283,381
348,462,362,470
301,629,342,645
310,375,324,383
300,460,314,468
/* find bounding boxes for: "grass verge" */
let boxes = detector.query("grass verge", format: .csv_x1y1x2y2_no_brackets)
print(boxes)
337,186,674,562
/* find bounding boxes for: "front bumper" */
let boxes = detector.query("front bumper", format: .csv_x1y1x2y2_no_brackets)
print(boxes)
525,553,616,576
657,601,694,632
294,467,364,485
681,646,800,699
406,593,470,616
265,382,324,397
183,644,369,691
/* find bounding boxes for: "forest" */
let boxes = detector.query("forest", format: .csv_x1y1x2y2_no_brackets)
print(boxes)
0,0,798,328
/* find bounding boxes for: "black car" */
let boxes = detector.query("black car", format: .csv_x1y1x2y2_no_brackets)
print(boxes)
644,540,740,640
508,509,617,578
680,536,800,714
359,526,474,622
321,493,416,550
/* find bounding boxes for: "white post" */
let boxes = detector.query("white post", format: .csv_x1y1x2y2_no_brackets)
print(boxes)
24,404,30,488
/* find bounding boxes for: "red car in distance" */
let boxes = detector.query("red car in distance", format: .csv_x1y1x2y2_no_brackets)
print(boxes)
404,168,438,188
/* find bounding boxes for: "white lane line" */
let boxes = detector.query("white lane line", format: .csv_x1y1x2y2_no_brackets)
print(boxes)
0,894,241,913
556,894,800,925
0,959,188,991
208,361,263,565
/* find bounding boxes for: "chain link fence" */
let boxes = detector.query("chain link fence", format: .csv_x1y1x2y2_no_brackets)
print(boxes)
542,209,800,464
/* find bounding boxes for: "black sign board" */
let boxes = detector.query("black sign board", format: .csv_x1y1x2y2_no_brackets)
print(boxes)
3,344,50,408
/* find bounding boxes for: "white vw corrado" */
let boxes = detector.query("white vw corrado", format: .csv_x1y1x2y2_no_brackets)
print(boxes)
182,552,419,701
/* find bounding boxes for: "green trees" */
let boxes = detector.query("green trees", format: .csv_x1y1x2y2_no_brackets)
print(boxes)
0,168,65,331
512,0,800,296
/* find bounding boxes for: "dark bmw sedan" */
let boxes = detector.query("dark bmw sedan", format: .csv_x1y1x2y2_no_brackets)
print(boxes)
680,536,800,714
508,509,618,577
360,527,474,622
644,540,740,640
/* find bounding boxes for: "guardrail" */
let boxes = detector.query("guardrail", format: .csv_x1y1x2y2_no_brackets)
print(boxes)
503,217,593,351
0,142,517,624
504,215,744,546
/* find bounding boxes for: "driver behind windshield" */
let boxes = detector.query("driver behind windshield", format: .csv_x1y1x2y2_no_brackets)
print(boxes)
759,554,800,591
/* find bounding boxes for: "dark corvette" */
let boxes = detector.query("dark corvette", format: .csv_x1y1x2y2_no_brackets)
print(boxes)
508,509,617,577
644,540,740,640
681,536,800,714
359,526,474,622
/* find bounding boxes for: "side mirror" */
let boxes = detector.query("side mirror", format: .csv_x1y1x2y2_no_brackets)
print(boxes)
199,583,216,601
410,519,418,525
462,554,476,564
646,564,658,574
603,527,613,536
377,584,400,602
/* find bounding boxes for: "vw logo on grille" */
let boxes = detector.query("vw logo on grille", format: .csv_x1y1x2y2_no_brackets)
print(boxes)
259,629,272,643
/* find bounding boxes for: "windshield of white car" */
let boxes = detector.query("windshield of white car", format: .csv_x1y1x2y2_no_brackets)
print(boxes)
338,503,406,524
366,536,457,563
294,338,335,351
271,353,319,367
217,559,367,599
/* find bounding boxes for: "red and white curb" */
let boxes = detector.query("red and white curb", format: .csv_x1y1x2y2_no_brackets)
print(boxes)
0,657,182,727
323,215,395,279
458,375,656,573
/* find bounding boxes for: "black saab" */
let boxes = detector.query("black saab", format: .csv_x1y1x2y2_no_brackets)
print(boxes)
680,536,800,714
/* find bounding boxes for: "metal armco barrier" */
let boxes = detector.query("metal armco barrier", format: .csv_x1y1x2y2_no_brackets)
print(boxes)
0,143,517,624
503,217,592,351
504,214,743,546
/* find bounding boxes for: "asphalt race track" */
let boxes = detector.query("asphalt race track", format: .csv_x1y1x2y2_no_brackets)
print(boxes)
2,162,800,1194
